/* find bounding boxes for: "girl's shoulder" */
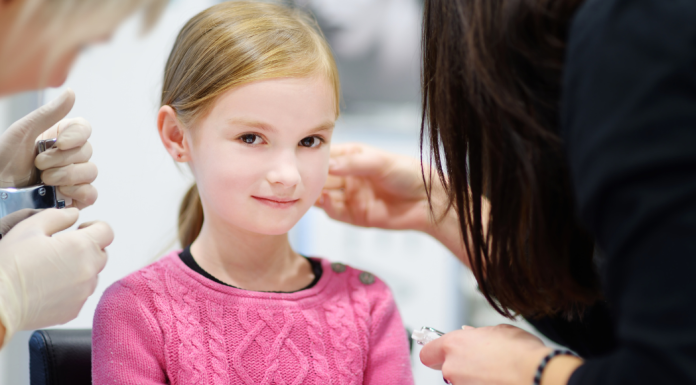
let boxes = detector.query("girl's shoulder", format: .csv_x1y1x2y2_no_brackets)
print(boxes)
311,257,395,301
100,251,183,305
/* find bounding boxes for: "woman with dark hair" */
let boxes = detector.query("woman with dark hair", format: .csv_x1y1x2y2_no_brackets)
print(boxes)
317,0,696,383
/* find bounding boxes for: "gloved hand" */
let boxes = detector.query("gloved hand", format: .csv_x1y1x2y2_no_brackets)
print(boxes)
0,209,39,239
0,208,113,346
0,88,98,209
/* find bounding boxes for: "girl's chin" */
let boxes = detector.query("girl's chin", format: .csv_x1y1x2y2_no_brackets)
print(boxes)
254,226,292,235
240,220,298,236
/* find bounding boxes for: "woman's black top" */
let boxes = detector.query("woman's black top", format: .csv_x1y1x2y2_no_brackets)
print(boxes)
528,0,696,383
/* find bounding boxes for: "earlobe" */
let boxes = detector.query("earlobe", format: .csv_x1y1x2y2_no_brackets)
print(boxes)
157,105,190,162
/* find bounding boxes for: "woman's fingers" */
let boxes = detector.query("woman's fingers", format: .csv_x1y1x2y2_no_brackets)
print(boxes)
329,151,387,177
330,142,365,157
35,142,92,170
328,143,392,177
58,184,98,208
323,175,346,190
419,334,448,370
41,162,98,186
318,190,349,221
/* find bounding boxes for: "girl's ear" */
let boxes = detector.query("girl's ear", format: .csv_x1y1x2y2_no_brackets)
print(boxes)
158,105,190,162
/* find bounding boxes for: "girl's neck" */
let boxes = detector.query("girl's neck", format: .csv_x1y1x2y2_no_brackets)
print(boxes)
189,219,314,292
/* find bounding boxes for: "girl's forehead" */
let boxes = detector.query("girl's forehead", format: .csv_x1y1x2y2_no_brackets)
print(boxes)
206,77,337,127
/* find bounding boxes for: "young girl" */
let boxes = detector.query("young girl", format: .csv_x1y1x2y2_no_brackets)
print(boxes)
91,2,413,384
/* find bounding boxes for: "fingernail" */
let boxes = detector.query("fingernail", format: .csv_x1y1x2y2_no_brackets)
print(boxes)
318,194,325,205
329,159,338,169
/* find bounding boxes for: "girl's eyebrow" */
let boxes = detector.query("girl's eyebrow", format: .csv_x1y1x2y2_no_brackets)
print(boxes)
227,118,277,133
308,122,335,134
226,117,335,135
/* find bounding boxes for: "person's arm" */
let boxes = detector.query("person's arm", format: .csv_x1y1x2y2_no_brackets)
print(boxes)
362,276,414,385
92,280,167,384
560,0,696,383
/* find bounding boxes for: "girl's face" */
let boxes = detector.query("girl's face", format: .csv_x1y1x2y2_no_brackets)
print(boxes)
186,77,336,235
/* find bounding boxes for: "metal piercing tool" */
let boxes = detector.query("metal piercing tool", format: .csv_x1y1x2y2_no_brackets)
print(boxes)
411,326,445,346
0,139,66,233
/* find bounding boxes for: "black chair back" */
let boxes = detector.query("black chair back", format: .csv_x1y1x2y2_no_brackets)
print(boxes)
29,329,92,385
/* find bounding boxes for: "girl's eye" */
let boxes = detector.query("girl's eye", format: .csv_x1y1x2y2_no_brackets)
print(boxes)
299,136,322,148
239,134,263,145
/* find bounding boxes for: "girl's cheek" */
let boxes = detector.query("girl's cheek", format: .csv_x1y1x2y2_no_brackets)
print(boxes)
299,152,330,195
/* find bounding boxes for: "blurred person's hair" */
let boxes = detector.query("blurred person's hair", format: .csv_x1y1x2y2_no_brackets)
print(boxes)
421,0,601,320
162,1,340,248
4,0,167,85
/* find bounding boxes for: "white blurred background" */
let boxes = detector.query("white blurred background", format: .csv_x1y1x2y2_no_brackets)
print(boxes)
0,1,558,383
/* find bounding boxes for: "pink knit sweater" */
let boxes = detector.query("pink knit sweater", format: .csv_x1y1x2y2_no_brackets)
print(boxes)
92,251,414,384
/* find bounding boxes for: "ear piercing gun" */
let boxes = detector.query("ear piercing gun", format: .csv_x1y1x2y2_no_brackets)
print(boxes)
411,326,445,346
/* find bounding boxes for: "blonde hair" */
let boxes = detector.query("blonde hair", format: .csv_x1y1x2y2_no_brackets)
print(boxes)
2,0,167,87
162,1,340,247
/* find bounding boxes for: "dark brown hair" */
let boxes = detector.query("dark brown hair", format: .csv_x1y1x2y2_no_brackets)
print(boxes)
421,0,601,319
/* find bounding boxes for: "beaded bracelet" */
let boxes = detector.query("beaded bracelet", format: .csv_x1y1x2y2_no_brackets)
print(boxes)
533,349,578,385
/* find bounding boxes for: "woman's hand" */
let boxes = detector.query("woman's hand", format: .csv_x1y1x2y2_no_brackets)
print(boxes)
0,88,98,209
420,324,583,385
316,143,435,231
316,142,471,265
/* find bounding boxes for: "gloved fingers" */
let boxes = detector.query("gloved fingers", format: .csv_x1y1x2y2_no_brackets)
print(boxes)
58,184,98,208
53,221,112,276
38,117,92,151
8,208,80,237
34,141,92,170
41,162,98,187
0,209,40,238
75,220,114,251
5,89,74,146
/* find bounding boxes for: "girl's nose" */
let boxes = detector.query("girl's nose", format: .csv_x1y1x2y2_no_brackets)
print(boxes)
266,151,301,187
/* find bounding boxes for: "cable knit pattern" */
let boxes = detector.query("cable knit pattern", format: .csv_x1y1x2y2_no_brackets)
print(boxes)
206,300,229,384
302,309,332,384
92,252,413,385
349,271,372,373
141,264,176,381
167,270,207,384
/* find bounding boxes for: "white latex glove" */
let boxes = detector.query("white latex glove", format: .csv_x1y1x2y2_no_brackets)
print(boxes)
0,88,98,209
0,208,113,346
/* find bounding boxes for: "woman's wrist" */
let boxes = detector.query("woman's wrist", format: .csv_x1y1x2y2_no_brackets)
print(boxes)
539,351,583,385
422,201,471,267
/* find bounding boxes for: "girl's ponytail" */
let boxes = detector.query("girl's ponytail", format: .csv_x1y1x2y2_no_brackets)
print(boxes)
178,184,204,247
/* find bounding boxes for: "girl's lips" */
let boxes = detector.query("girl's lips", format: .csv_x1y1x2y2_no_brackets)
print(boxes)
252,196,299,209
